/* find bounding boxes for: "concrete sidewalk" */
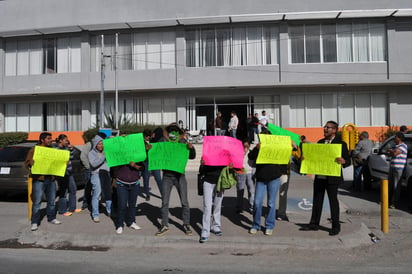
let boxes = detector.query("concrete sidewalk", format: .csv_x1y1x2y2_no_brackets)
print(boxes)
17,169,377,251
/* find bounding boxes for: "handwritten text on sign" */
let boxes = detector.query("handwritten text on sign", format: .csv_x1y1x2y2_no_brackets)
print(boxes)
256,134,292,164
300,143,342,177
31,146,70,177
103,133,146,167
202,136,243,168
148,142,189,174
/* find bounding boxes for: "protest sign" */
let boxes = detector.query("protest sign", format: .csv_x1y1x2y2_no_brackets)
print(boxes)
31,146,70,177
202,136,243,168
256,134,292,164
148,142,189,173
267,123,301,147
300,143,342,176
103,133,146,167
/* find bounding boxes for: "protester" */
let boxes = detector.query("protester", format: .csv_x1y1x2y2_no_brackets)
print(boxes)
25,132,61,231
198,160,230,243
387,132,408,209
300,121,350,236
155,123,196,236
248,136,287,236
111,160,144,234
88,134,110,223
228,111,239,139
248,113,259,144
236,141,255,214
55,134,81,216
142,129,153,201
352,131,373,191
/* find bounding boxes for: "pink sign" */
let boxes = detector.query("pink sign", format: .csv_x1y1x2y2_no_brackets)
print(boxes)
202,136,244,168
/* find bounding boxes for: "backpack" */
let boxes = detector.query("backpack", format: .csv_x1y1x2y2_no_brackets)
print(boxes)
216,166,237,192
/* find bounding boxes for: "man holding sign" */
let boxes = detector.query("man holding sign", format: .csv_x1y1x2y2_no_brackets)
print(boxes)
25,132,63,231
300,121,350,236
154,123,196,237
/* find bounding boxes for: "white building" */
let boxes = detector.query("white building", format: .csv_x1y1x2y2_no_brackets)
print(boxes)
1,0,412,140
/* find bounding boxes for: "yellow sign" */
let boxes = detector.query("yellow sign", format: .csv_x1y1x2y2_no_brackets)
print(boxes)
31,146,70,177
256,134,292,164
300,143,342,177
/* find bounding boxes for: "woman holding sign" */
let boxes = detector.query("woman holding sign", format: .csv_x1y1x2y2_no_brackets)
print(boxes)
248,138,287,236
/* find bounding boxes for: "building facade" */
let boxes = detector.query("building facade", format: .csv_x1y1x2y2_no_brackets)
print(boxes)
1,0,412,140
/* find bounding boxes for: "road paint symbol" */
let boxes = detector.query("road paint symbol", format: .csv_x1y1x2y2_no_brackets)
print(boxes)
298,198,313,211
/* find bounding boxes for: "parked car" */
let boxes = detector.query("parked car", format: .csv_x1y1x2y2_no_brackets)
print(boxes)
367,134,412,190
0,142,84,193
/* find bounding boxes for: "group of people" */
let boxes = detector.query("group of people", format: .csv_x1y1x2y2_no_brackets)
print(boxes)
25,121,409,243
214,110,269,142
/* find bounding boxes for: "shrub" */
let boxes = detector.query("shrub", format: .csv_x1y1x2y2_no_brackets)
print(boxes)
0,132,28,148
375,125,399,143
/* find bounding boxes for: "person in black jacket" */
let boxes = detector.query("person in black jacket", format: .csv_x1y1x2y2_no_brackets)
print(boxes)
300,120,350,236
248,138,288,236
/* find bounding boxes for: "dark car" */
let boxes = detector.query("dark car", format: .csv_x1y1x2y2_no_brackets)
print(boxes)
0,142,84,193
367,134,412,190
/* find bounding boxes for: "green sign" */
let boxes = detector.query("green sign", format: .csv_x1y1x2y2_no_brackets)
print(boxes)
103,133,146,167
267,123,301,147
148,142,190,174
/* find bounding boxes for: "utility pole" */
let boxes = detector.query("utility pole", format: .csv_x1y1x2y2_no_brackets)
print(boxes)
100,34,105,129
115,33,119,130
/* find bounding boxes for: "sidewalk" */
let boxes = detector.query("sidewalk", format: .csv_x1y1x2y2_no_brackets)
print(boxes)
17,168,377,251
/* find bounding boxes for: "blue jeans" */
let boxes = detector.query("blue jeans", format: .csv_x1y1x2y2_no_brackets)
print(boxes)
31,177,57,225
90,173,102,218
57,175,77,213
116,181,139,228
252,178,280,230
353,165,363,191
142,163,163,197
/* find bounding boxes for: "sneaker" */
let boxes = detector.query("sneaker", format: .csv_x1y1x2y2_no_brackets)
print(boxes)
249,227,258,235
49,219,61,225
265,229,273,236
145,195,150,201
213,230,222,236
155,225,169,236
93,217,100,223
183,224,193,236
62,212,72,217
199,237,208,243
31,223,38,231
129,222,141,230
74,208,82,213
389,204,395,209
116,227,123,234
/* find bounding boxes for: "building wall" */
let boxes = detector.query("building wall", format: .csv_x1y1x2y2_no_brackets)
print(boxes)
0,1,412,133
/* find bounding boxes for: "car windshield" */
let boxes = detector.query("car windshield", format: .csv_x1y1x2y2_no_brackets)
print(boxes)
0,146,31,162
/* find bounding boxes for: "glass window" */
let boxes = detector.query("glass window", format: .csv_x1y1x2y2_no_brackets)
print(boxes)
322,24,337,63
44,39,56,74
232,27,246,66
289,25,305,63
305,25,321,63
5,41,17,76
353,23,369,62
216,28,231,66
337,24,353,63
202,29,216,67
17,40,29,76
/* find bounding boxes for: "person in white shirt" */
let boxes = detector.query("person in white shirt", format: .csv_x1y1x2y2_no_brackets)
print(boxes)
228,111,239,139
259,110,268,132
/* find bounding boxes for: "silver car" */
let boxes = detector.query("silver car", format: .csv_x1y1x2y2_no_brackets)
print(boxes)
0,142,84,193
367,134,412,189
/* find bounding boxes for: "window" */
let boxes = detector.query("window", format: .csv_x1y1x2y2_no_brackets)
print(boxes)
91,31,174,71
289,21,386,64
4,103,43,132
186,24,279,67
46,101,81,131
289,92,387,127
4,36,81,76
